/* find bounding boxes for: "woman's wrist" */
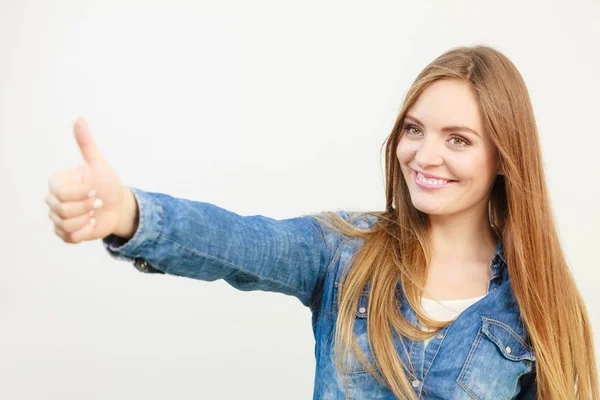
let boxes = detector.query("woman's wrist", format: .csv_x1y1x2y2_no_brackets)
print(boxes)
113,186,139,240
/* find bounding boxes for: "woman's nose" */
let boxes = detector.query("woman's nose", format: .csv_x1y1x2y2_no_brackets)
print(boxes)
414,139,444,167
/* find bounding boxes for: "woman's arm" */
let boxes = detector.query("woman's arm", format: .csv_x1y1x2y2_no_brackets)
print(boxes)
102,187,343,309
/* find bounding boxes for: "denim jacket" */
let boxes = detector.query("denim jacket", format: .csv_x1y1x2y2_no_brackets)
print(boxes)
102,187,537,400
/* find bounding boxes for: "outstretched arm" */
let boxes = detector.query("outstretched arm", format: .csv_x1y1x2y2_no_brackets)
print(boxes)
102,187,342,308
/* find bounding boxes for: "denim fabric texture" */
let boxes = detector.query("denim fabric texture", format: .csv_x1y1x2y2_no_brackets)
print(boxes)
102,187,537,399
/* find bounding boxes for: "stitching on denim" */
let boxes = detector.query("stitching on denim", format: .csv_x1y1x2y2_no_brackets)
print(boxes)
308,216,335,278
482,317,533,352
144,192,165,254
323,239,350,317
327,238,348,292
456,331,484,400
423,321,455,381
307,217,342,312
131,189,165,270
457,320,534,399
329,329,379,375
510,368,533,399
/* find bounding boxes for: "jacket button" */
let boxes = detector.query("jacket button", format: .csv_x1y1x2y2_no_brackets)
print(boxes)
411,379,420,387
437,334,444,339
505,346,511,354
358,307,366,313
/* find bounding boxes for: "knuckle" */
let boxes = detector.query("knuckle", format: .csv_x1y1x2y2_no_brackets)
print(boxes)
49,212,63,229
54,227,66,241
54,202,67,218
64,232,75,243
63,216,86,235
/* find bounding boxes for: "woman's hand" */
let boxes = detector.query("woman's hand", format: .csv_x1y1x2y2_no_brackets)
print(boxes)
45,117,131,244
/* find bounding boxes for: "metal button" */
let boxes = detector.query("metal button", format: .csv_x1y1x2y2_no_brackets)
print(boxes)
492,288,497,291
437,334,444,339
411,379,420,387
139,260,148,271
505,346,511,354
358,307,367,313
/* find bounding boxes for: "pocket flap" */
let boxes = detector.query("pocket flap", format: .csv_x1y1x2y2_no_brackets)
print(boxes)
481,317,536,362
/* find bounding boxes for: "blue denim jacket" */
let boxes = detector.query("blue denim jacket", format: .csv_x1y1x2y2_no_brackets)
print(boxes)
102,187,537,399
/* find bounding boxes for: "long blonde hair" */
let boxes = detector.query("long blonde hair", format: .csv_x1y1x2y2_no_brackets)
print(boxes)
310,45,598,399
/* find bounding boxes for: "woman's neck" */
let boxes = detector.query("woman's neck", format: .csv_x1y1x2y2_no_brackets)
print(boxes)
428,212,497,266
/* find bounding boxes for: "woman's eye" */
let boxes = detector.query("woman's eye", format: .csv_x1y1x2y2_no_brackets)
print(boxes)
405,125,421,135
403,124,469,147
449,136,469,146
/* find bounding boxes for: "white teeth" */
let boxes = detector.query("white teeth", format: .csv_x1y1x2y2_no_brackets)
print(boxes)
417,172,449,185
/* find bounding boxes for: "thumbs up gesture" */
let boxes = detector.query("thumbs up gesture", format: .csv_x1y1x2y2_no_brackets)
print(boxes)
45,117,132,244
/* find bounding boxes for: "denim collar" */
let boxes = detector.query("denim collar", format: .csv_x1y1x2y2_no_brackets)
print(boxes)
491,237,508,283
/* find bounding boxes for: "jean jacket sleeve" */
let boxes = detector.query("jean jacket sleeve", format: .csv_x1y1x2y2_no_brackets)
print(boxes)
102,187,341,309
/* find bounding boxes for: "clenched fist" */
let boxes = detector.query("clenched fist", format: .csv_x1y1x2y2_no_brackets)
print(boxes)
45,117,137,244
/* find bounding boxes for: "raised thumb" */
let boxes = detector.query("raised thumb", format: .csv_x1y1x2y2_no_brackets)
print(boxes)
74,116,104,166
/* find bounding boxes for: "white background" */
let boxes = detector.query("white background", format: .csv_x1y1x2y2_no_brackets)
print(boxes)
1,0,599,398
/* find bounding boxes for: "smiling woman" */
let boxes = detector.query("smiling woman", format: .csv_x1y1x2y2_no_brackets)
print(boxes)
396,79,501,221
45,44,598,400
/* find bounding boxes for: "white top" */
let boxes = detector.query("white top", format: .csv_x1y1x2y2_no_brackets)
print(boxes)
419,294,486,348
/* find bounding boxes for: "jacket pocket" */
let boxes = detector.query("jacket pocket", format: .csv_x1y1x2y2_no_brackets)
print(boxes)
330,283,379,375
457,316,536,400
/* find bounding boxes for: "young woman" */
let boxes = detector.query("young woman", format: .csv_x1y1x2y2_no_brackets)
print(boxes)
45,45,597,399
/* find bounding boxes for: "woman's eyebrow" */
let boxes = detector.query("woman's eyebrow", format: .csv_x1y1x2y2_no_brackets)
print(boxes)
404,114,480,138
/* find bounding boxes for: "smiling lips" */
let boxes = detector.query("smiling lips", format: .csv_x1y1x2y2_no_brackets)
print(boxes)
414,170,458,189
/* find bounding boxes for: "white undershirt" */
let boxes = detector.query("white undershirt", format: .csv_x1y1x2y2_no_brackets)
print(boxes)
419,294,486,348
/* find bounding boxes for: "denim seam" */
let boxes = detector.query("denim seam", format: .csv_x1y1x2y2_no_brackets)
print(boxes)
137,190,165,257
422,322,455,381
482,317,532,351
308,217,341,310
456,331,485,400
510,369,533,399
323,239,350,317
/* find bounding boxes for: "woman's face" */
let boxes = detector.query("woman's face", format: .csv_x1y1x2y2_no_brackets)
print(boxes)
396,79,500,218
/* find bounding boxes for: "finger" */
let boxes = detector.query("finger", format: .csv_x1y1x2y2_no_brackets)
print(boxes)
45,192,100,219
74,116,104,167
54,219,95,244
68,221,96,244
54,226,67,241
47,167,95,202
48,209,93,234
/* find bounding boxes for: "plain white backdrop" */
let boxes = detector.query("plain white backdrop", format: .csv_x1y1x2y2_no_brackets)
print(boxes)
1,0,599,398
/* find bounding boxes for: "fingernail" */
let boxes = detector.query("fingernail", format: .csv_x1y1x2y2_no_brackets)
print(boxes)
93,198,103,209
88,189,96,198
89,218,96,227
89,210,95,216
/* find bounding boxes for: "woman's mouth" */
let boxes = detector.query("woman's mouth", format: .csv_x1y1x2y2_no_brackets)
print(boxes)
414,170,458,189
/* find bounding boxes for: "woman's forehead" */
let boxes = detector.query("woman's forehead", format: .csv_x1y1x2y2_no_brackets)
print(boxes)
407,80,484,136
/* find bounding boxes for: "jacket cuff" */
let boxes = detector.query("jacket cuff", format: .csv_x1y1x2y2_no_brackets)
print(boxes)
101,186,164,273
